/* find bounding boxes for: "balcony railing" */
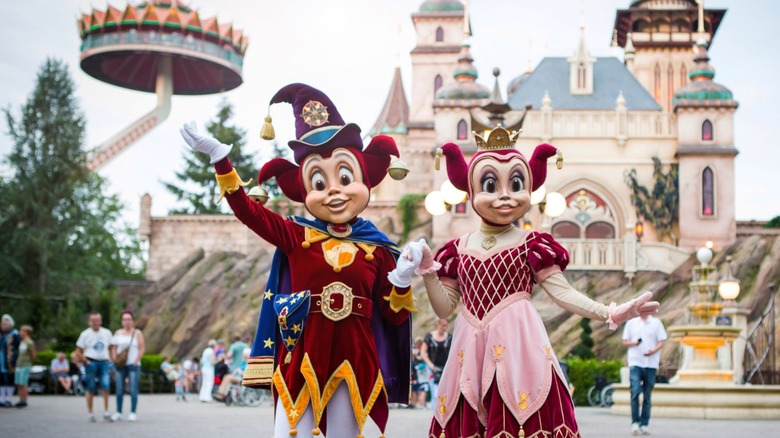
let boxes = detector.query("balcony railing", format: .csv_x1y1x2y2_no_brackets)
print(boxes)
557,238,624,271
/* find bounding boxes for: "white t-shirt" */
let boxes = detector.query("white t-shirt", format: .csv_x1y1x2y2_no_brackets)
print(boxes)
76,327,114,361
622,316,668,369
111,330,140,365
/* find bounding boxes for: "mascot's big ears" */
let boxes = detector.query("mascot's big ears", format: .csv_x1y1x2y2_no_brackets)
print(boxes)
258,158,305,203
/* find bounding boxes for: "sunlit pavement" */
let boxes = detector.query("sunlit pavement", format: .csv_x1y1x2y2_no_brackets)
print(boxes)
0,394,776,437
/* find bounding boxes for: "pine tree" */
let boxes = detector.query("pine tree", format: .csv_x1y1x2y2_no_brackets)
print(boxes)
0,58,142,332
164,99,257,214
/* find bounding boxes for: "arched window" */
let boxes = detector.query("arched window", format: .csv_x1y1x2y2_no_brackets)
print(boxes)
671,18,690,32
552,221,580,239
632,19,650,32
434,74,443,94
702,119,713,141
652,18,671,32
585,222,615,239
435,26,444,42
457,119,468,140
578,63,586,89
702,167,714,216
667,64,674,110
653,63,661,103
680,63,688,87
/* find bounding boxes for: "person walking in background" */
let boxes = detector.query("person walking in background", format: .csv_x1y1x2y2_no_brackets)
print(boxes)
174,363,187,402
623,314,667,436
186,357,199,394
0,314,21,407
51,352,73,394
110,310,144,422
14,325,35,408
227,334,249,373
199,340,216,402
420,318,452,413
76,311,114,422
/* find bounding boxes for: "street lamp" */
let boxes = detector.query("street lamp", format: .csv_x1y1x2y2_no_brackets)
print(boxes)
542,192,566,218
635,221,644,242
424,191,447,216
719,255,741,305
440,180,467,205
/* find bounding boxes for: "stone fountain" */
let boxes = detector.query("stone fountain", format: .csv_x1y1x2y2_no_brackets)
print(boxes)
611,247,780,419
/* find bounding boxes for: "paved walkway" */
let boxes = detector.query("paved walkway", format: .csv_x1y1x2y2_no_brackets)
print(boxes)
0,394,776,437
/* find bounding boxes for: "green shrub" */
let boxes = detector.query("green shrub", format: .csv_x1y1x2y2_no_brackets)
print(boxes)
565,357,622,406
34,349,57,367
140,354,169,373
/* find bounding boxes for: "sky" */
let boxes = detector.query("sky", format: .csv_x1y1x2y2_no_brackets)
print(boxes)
1,0,778,231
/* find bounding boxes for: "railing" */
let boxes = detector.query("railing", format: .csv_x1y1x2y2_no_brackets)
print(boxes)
557,239,624,270
521,111,677,139
744,283,777,384
81,30,244,69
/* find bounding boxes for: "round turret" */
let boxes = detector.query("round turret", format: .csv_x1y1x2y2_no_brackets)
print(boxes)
435,44,489,101
419,0,464,13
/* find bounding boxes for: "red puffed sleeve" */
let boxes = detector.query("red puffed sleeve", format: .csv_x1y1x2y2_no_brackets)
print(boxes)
527,231,570,283
434,238,460,291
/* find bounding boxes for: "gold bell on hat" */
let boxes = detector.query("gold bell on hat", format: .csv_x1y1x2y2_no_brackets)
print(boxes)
388,157,409,180
247,185,269,205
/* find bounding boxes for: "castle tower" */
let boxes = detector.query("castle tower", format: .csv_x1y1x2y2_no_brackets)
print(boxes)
674,40,738,250
405,0,468,195
612,0,727,111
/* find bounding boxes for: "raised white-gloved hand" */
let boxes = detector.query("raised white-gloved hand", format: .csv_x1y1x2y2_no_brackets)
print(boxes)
179,121,232,164
387,241,423,288
606,291,660,330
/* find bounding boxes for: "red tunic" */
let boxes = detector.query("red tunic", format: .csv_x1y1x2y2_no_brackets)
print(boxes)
217,160,410,432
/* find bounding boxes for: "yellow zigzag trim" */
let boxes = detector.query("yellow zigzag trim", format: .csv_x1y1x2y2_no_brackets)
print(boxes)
272,366,312,429
301,353,385,433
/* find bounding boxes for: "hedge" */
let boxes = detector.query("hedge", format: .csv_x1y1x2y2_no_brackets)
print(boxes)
565,357,622,406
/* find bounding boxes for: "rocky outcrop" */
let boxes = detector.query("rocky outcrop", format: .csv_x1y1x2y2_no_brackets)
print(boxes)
123,234,780,366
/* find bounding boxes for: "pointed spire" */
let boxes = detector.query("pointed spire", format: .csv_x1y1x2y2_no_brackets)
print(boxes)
453,43,478,81
526,39,533,73
615,90,626,109
369,67,409,136
542,90,552,108
463,0,472,37
568,1,595,95
624,32,636,73
689,39,715,81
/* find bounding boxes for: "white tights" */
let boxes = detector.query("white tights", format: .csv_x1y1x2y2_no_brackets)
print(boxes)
274,382,360,438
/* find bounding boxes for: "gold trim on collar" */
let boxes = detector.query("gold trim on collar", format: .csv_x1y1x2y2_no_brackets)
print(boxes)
302,227,330,249
356,243,376,262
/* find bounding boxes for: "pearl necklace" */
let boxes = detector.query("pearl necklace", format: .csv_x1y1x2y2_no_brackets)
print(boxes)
478,224,515,250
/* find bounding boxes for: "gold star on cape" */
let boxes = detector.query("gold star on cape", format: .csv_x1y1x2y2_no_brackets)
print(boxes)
263,338,274,349
284,336,296,347
263,290,273,300
291,323,302,334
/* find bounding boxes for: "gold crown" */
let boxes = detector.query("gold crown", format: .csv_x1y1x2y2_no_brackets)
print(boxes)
473,124,520,151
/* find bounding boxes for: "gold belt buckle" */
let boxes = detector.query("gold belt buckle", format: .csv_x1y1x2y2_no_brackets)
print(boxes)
320,282,353,322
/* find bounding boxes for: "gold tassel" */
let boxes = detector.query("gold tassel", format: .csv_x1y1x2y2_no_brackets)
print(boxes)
556,150,563,169
288,429,297,437
439,432,445,438
518,425,525,438
284,352,292,364
434,149,443,171
312,427,321,436
260,114,275,140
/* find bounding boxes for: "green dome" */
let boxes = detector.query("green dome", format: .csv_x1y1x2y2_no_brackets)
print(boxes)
419,0,464,12
435,82,490,100
673,82,733,103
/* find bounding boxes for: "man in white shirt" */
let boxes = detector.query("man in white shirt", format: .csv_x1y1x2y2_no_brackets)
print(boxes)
622,314,667,436
76,312,114,423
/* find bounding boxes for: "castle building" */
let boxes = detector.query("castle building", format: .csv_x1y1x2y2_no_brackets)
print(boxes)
369,0,737,276
141,0,738,280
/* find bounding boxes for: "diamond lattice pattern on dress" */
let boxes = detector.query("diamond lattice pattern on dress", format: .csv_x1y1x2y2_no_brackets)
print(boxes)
458,244,534,319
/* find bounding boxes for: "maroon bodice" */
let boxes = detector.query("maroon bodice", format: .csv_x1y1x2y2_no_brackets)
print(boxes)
457,241,534,319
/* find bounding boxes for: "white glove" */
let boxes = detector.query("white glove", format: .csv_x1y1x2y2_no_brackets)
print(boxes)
387,241,423,288
179,121,232,164
606,291,660,330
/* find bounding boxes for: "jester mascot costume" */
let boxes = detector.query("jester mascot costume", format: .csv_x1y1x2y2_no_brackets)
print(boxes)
397,126,661,438
180,84,417,437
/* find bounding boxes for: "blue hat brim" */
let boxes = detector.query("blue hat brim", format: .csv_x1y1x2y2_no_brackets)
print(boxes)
289,123,363,164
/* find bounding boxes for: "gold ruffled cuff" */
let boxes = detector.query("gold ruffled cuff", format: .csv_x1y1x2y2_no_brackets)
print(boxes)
242,356,274,387
215,169,252,203
384,287,418,313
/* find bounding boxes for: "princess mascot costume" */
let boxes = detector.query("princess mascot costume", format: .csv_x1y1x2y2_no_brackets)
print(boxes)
400,126,660,438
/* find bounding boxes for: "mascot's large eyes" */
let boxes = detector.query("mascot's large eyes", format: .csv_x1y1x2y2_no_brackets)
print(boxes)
481,175,497,193
310,171,326,191
338,166,354,186
510,175,524,192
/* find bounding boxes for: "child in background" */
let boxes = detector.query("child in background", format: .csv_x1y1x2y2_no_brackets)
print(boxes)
174,363,186,402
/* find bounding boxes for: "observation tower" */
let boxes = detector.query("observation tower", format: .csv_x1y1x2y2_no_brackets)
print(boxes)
77,1,248,171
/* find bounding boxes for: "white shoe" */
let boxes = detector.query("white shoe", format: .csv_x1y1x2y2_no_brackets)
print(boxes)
640,426,650,435
88,414,96,423
111,412,122,422
128,413,137,422
103,412,113,422
631,423,640,436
